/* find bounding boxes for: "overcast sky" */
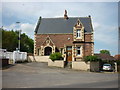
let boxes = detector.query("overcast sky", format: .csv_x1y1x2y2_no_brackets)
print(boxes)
1,1,119,56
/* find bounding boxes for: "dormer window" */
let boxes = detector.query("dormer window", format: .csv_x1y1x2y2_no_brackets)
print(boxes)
76,29,81,38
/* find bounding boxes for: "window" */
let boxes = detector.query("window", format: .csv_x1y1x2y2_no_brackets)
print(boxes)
77,46,81,56
76,29,81,38
67,46,72,50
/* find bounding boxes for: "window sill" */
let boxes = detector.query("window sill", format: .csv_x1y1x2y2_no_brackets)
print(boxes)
76,55,82,57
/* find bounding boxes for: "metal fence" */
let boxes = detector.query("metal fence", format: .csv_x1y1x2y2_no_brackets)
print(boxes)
0,49,27,64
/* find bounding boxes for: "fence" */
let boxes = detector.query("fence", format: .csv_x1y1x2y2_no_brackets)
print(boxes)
13,51,27,63
0,49,27,64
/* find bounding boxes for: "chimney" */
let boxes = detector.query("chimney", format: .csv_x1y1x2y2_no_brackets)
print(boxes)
64,10,69,20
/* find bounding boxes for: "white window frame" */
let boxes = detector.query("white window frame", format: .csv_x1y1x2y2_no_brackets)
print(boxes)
76,46,81,56
76,29,81,38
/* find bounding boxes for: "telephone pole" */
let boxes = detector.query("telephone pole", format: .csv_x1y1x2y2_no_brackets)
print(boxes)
16,22,21,52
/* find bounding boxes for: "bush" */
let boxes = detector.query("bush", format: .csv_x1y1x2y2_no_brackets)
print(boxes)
84,55,101,62
49,52,63,61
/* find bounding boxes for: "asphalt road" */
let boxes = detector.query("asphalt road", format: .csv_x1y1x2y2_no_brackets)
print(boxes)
2,62,118,88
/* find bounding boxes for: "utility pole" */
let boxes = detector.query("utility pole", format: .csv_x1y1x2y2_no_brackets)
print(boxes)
16,22,21,52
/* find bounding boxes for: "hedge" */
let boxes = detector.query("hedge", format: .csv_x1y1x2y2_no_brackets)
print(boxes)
49,52,63,61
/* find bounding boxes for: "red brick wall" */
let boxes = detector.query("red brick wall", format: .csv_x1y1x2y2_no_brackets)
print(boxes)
85,34,93,42
84,43,92,56
34,33,93,57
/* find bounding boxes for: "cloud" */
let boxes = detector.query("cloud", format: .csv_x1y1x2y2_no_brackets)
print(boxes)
94,32,117,44
3,23,35,39
20,23,35,39
94,24,118,45
93,22,101,30
92,21,118,46
3,23,16,30
2,0,119,2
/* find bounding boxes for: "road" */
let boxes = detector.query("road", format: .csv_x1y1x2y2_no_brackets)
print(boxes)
2,62,118,88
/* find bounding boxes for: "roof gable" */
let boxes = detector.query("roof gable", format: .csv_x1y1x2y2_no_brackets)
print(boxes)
35,17,93,34
41,36,55,46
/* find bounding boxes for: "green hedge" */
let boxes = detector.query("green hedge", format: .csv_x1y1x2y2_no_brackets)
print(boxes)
84,55,101,62
49,52,63,61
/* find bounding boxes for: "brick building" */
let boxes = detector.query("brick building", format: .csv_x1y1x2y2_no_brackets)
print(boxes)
34,10,94,62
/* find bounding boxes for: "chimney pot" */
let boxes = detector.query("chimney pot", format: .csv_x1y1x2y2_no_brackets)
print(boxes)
64,10,69,20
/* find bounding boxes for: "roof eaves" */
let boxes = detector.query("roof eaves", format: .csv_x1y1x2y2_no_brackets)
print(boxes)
36,33,73,35
89,17,94,32
35,16,42,34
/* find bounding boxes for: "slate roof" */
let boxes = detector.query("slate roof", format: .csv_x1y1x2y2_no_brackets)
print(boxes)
35,17,93,34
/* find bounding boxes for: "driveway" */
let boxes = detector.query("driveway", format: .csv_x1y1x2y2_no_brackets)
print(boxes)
2,62,118,88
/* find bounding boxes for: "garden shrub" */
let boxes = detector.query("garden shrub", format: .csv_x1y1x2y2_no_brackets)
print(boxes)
84,55,101,62
49,52,63,61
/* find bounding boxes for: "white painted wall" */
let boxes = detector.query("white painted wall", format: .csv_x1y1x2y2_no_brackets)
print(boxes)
72,61,90,71
48,60,64,68
28,56,50,62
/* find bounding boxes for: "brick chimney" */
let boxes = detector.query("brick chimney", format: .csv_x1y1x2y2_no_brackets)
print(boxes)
64,10,69,20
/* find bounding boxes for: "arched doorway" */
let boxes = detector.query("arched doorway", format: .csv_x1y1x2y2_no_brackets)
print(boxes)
44,47,52,56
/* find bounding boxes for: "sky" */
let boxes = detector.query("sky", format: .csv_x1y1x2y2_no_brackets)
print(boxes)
1,1,119,56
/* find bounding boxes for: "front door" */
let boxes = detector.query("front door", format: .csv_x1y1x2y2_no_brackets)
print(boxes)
44,47,52,56
66,46,72,62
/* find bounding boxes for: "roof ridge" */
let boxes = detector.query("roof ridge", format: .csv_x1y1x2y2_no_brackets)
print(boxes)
41,17,90,19
36,33,73,35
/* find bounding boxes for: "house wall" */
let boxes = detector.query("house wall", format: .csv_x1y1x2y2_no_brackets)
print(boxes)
34,33,94,60
34,21,94,61
34,34,73,56
72,19,94,61
72,33,93,61
85,34,93,42
28,56,50,62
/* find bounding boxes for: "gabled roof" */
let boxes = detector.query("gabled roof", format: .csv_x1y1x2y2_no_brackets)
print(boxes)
35,17,93,34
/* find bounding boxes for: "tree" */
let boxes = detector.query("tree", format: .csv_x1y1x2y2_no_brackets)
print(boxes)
2,28,34,53
2,29,18,51
100,50,110,55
